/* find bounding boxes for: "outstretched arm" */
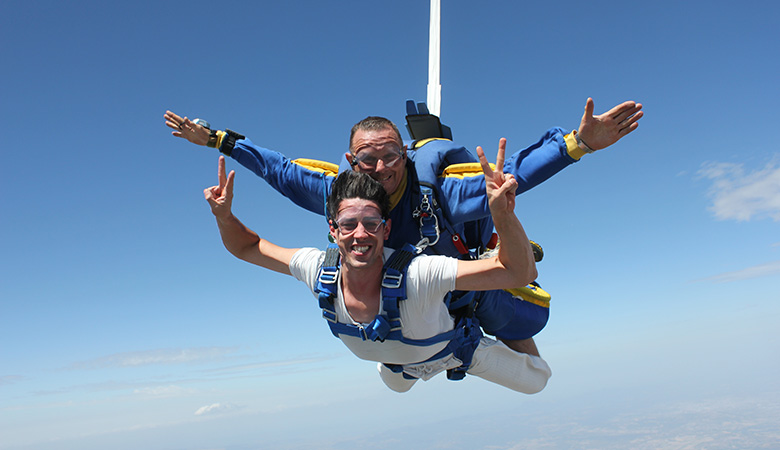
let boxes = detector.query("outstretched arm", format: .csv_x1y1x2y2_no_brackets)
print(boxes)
455,139,537,291
166,110,336,216
575,98,643,152
205,156,298,275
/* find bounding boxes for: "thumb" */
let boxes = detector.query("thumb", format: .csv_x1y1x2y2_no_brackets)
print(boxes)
498,175,518,197
584,97,595,118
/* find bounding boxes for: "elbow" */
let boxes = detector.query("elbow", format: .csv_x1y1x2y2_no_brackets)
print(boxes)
512,264,537,288
224,239,261,263
495,264,537,291
235,241,261,263
523,265,538,286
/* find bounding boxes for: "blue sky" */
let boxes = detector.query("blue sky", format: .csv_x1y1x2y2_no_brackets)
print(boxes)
2,0,779,449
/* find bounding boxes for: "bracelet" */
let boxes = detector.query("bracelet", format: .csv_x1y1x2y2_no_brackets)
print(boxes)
575,131,595,154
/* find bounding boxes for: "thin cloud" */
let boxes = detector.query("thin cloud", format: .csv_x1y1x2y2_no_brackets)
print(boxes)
68,347,239,370
200,355,335,375
698,159,780,221
0,375,26,386
693,260,780,283
194,403,238,416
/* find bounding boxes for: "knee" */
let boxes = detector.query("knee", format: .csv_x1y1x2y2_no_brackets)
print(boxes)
518,356,552,394
377,363,417,393
520,372,550,394
477,295,549,340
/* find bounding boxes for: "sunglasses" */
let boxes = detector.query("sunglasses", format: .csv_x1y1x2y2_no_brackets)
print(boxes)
351,148,403,170
333,216,386,234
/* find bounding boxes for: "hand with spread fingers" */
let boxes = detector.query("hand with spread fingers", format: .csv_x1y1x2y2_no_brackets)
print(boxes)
164,110,210,146
204,156,236,219
576,98,644,152
477,137,518,218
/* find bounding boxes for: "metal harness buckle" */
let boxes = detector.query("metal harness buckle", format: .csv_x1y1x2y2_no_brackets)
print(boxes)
318,268,338,284
381,273,403,289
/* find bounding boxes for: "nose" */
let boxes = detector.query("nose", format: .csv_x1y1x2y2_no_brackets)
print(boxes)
374,159,387,171
351,220,373,238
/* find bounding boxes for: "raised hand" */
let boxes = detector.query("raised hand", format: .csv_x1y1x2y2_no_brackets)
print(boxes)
204,156,236,218
476,138,518,216
576,98,643,151
164,110,210,146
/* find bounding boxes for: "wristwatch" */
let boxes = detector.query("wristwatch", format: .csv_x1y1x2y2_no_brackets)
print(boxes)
575,131,595,153
192,118,211,130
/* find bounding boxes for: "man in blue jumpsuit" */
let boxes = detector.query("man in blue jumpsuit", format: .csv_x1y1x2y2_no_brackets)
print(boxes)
164,97,643,356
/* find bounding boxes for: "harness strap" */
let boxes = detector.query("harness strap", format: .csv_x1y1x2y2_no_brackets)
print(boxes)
383,314,483,381
381,244,417,314
314,243,482,381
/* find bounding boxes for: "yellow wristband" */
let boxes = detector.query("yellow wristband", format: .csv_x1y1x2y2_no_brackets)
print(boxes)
214,130,226,150
565,131,587,161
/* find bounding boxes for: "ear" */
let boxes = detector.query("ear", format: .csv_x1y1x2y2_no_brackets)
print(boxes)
383,218,392,240
345,152,355,167
329,221,338,240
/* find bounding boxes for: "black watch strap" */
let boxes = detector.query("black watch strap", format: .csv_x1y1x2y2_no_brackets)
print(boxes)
219,129,246,156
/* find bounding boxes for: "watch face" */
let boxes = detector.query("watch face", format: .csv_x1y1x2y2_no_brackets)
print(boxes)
193,118,211,130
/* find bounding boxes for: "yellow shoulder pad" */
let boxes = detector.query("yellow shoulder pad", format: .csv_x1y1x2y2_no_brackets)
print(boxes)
413,137,451,149
441,162,495,179
292,158,339,176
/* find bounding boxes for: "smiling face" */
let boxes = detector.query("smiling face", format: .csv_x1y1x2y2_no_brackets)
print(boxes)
347,127,407,195
329,198,391,272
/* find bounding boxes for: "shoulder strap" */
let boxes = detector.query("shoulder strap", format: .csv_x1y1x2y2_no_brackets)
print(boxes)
316,244,342,337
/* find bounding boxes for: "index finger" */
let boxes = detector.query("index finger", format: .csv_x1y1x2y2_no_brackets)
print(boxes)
164,110,182,120
218,156,227,189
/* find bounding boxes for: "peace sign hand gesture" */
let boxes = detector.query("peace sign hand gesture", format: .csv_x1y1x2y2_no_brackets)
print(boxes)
204,156,236,219
477,138,518,218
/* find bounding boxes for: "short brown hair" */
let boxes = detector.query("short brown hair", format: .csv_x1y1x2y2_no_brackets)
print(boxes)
348,116,403,153
327,171,391,221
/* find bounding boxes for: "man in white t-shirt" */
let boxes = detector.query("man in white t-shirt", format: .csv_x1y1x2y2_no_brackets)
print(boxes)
204,139,552,393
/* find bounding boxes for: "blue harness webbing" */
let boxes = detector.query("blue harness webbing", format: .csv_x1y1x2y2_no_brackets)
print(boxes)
315,243,483,381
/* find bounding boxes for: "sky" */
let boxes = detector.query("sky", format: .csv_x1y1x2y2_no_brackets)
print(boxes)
1,0,779,449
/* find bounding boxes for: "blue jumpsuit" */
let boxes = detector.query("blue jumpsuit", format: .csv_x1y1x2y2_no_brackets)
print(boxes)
227,128,583,340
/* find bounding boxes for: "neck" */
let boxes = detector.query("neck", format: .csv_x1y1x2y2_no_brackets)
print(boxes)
340,255,384,323
387,168,408,209
341,259,383,294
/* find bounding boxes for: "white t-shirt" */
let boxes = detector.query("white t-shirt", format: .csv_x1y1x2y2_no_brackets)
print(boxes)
289,247,458,366
290,247,553,392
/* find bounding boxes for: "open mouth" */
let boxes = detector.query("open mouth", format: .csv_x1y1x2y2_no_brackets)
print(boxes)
352,245,370,253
